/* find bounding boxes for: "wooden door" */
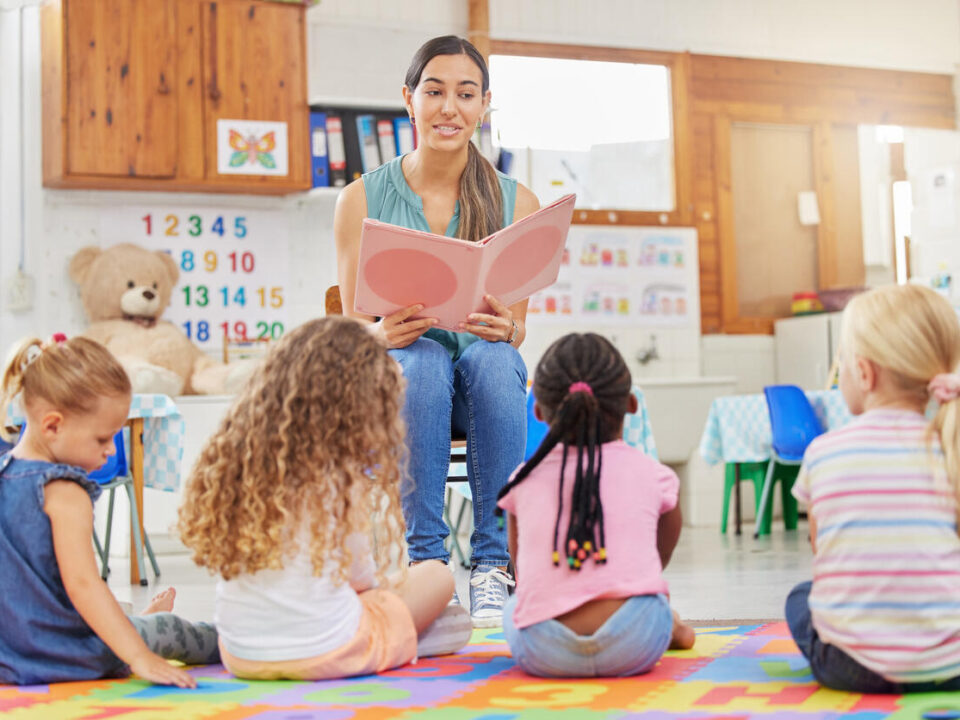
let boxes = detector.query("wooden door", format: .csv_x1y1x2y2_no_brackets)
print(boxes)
728,122,819,320
201,0,309,189
65,0,178,178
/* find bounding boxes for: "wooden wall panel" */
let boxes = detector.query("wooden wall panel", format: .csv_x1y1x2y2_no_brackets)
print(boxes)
692,112,720,332
41,1,65,185
813,122,838,289
202,1,310,190
689,53,954,333
731,123,818,318
831,124,866,289
177,0,205,181
65,0,178,178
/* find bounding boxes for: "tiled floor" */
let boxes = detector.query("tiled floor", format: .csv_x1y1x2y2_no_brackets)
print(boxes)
109,522,812,624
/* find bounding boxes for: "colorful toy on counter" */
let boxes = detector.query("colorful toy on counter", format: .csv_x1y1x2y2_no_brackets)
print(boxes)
790,291,824,315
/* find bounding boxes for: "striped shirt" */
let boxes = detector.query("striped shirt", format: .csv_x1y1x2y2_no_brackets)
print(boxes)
793,408,960,683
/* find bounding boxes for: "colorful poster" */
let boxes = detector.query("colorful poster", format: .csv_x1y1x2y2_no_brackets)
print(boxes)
216,119,289,176
527,226,698,327
100,208,290,353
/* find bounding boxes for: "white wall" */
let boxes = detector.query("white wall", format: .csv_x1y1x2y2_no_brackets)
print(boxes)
490,0,960,74
904,127,960,297
307,0,468,105
308,0,960,106
702,334,776,394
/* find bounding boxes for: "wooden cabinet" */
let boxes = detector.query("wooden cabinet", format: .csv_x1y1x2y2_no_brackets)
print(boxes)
42,0,310,195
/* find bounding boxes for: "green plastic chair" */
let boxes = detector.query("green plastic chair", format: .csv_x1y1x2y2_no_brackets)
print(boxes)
722,461,800,535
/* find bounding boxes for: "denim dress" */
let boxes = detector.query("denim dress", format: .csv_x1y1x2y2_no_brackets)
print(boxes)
0,453,127,684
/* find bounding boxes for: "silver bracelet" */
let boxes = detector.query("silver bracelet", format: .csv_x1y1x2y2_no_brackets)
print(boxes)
506,319,520,344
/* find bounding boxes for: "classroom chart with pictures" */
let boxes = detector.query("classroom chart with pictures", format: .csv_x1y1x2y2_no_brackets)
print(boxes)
100,208,290,352
527,226,699,326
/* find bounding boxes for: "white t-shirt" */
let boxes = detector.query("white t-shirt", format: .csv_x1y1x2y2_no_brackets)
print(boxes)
215,531,377,661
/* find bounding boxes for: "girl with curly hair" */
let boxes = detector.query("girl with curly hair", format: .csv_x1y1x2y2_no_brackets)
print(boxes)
178,316,471,680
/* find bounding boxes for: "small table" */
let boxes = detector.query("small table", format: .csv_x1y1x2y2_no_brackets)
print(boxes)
124,395,184,584
698,389,852,534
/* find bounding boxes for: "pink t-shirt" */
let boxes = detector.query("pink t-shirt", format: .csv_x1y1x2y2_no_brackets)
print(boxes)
498,440,679,629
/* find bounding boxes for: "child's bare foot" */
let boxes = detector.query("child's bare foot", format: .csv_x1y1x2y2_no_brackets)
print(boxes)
669,609,696,650
141,588,176,615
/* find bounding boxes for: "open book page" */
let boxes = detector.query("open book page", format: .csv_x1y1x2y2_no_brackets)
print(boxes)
355,194,576,331
475,194,577,310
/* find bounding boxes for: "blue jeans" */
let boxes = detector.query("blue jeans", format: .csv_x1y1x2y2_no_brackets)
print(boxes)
502,593,673,678
786,581,960,693
389,337,527,567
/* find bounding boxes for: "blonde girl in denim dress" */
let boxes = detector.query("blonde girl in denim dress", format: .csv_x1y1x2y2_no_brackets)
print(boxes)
0,336,218,686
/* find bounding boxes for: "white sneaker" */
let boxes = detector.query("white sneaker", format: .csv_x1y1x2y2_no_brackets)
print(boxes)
417,604,472,657
469,565,515,628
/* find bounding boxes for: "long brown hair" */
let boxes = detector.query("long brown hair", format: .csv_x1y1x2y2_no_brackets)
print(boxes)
1,336,130,439
405,35,503,242
178,317,408,583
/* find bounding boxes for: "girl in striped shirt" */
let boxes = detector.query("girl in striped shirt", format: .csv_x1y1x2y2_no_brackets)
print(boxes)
787,283,960,693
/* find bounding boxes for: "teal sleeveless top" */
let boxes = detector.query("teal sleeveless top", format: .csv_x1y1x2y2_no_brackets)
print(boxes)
363,155,518,361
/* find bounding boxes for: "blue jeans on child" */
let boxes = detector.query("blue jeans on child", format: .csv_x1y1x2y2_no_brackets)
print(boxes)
389,337,527,567
502,593,673,677
786,581,960,693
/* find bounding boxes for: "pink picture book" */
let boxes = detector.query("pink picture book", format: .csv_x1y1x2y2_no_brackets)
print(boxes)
355,194,576,331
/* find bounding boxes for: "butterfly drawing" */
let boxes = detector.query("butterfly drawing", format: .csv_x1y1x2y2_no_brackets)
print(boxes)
228,130,277,169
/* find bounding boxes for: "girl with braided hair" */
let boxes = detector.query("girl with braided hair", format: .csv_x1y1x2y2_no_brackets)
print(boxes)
497,333,694,677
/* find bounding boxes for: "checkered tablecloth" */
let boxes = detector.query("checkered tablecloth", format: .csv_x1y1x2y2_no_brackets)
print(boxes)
698,389,853,465
7,393,184,493
127,394,184,492
624,386,658,459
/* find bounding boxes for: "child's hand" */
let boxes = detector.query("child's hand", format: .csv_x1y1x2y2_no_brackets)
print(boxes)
129,652,197,688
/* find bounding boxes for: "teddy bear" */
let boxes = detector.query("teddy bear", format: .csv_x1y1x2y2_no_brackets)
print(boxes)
69,243,255,396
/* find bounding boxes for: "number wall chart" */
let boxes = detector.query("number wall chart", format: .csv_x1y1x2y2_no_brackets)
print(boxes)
100,208,290,351
527,226,699,327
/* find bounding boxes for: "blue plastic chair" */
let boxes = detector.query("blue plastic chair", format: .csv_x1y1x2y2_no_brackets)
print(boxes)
524,390,549,462
754,385,824,539
90,430,160,585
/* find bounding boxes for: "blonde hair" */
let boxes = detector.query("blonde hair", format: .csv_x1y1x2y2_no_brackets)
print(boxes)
177,316,408,583
1,336,131,439
841,284,960,523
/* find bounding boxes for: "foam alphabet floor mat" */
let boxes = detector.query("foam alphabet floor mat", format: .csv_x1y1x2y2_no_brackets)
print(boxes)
2,623,958,719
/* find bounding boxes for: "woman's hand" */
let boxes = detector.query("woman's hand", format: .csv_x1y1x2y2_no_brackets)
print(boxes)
374,304,437,349
460,295,519,344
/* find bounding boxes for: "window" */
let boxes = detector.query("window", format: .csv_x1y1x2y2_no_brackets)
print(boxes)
489,53,676,214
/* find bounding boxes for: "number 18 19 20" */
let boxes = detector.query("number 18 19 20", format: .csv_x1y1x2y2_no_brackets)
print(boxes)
182,320,284,343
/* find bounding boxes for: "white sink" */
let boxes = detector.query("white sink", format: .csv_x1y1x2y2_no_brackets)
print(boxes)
638,376,736,464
